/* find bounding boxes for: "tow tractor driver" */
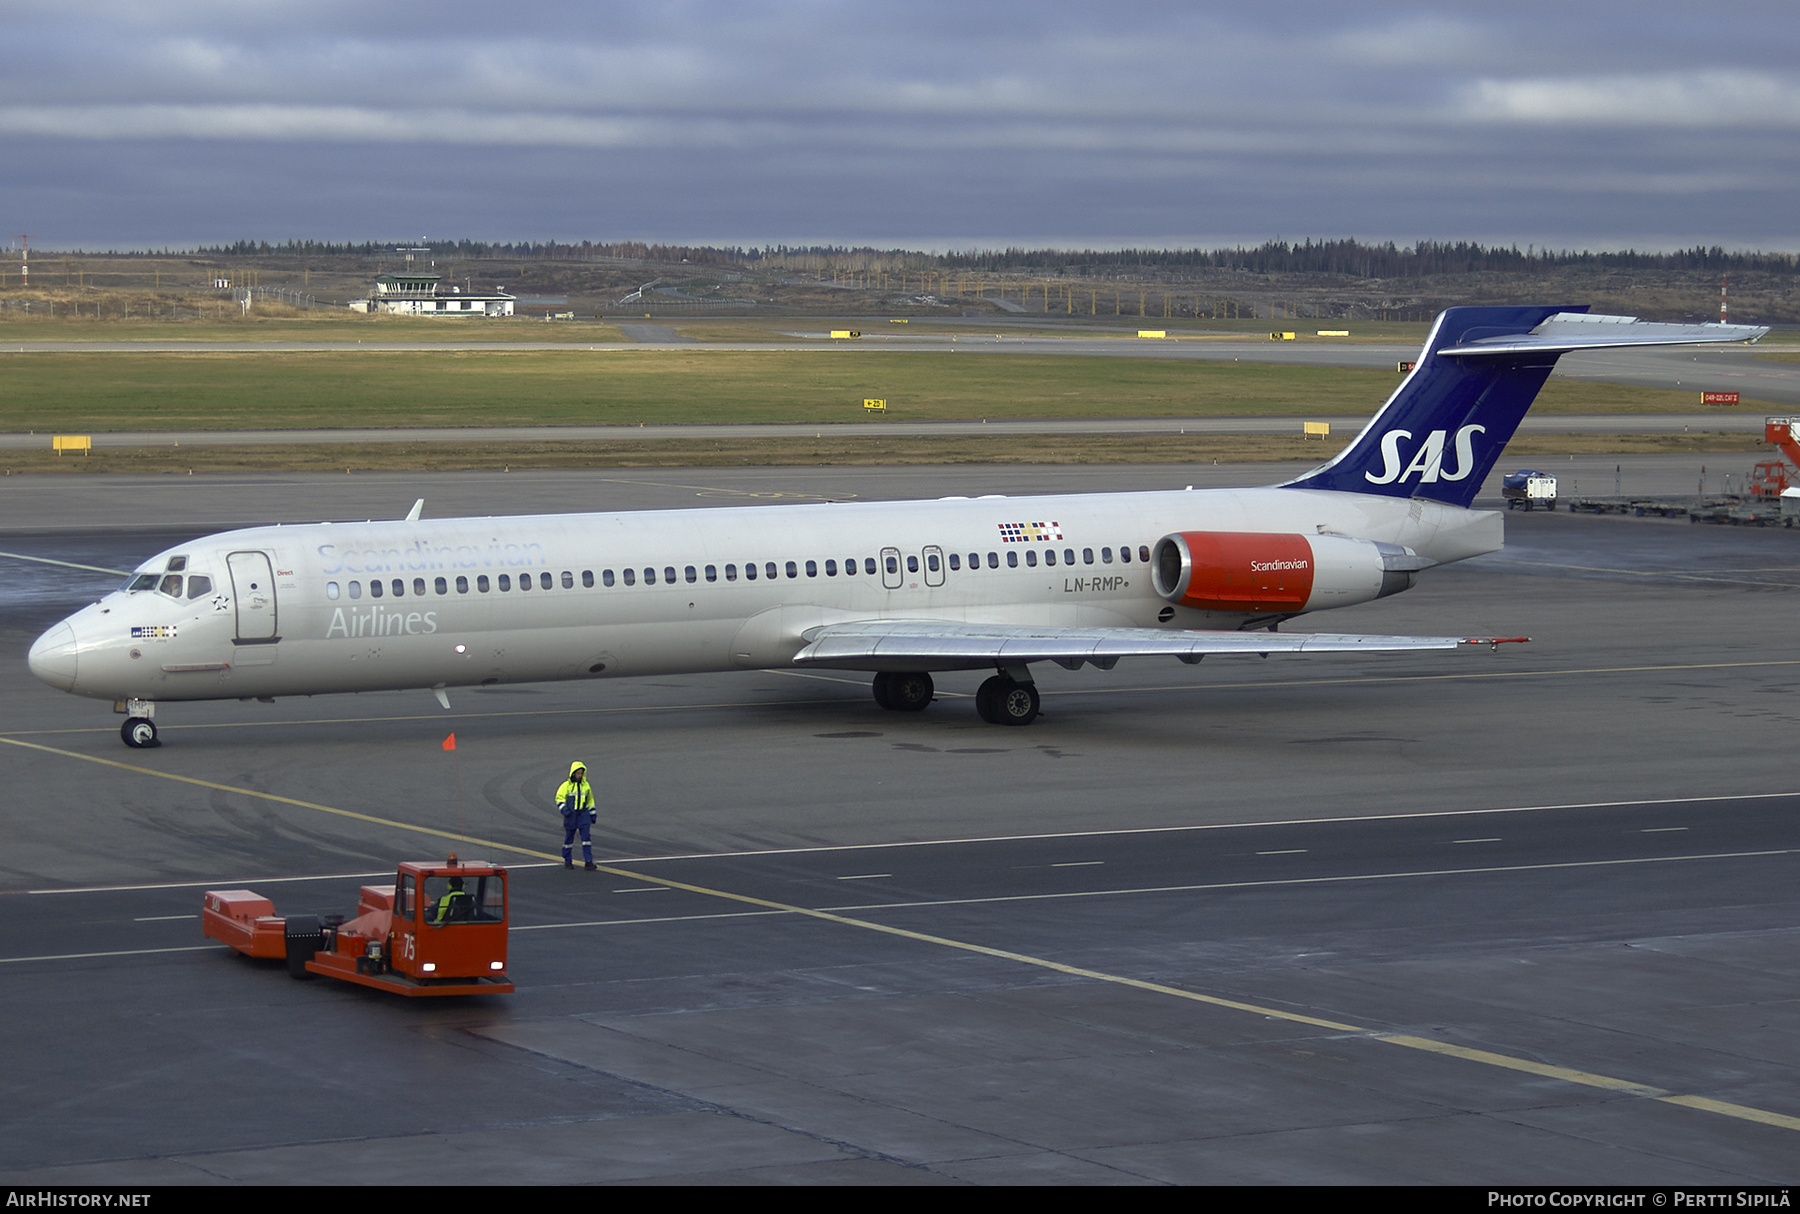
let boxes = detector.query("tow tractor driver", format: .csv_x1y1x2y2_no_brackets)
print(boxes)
430,875,475,923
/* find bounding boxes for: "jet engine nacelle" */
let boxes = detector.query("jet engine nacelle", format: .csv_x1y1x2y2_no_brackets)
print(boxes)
1150,531,1431,615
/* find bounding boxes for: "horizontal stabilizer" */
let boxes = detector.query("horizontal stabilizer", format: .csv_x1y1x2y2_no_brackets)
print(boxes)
1440,313,1768,356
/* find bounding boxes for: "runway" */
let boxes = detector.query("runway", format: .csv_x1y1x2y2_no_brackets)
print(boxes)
1,465,1798,1183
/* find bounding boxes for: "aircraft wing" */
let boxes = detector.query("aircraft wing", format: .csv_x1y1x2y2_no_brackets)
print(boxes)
793,619,1514,671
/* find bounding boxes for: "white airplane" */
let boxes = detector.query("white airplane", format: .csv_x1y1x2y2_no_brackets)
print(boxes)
28,306,1767,747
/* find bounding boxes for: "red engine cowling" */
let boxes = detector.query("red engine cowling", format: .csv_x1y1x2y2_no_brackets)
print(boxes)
1150,531,1426,614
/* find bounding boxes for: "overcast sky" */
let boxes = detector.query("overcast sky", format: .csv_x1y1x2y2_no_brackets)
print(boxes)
3,1,1795,252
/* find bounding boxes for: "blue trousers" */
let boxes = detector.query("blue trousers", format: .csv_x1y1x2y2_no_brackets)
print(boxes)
562,811,594,865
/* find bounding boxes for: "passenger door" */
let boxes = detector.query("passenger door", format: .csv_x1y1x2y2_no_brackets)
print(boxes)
227,551,278,641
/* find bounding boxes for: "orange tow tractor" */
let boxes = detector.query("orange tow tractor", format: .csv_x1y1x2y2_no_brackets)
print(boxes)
202,855,514,996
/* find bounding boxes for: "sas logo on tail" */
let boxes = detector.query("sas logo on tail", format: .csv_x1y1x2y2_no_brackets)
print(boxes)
1364,425,1486,485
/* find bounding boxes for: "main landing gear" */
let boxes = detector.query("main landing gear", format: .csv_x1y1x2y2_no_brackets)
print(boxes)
120,699,159,748
870,671,1041,726
871,671,934,712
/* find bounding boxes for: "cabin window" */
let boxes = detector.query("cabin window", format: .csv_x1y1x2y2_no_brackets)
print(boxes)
864,557,877,575
518,573,531,591
1083,548,1094,565
705,565,717,582
660,566,673,585
685,566,697,584
477,575,490,592
326,581,339,600
1025,550,1037,567
781,561,794,579
498,574,511,591
1139,545,1150,562
927,553,940,573
1006,551,1018,568
582,570,594,588
1044,549,1056,566
390,579,404,597
1065,549,1075,565
622,569,635,586
602,570,614,587
642,568,655,586
456,576,469,593
540,572,552,590
885,555,898,575
825,559,837,576
1118,547,1131,564
744,562,757,581
725,564,738,581
434,577,447,595
805,560,817,578
1101,548,1113,564
843,558,856,576
907,555,919,573
414,578,427,595
369,579,383,598
562,571,574,589
349,580,362,599
764,562,777,580
948,554,960,571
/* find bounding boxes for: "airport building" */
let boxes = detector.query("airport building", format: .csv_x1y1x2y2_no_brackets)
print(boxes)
349,272,515,317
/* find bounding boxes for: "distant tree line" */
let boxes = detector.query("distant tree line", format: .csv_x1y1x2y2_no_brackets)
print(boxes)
181,237,1798,277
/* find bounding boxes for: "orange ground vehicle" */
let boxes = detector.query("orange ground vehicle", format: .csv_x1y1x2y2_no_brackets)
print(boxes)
202,855,514,996
1750,417,1800,500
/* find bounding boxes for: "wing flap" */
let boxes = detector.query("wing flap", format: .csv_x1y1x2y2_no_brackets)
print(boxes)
794,619,1492,670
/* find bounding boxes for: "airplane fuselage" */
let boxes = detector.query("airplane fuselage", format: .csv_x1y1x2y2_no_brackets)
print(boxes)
29,485,1501,706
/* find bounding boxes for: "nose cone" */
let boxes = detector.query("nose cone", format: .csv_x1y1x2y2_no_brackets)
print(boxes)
28,621,79,691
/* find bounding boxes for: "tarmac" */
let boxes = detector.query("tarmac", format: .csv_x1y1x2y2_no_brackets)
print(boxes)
1,463,1798,1184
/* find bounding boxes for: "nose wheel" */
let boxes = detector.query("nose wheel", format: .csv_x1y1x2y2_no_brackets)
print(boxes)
121,717,160,749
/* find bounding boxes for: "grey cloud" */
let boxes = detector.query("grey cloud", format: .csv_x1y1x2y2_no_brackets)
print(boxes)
1,1,1795,248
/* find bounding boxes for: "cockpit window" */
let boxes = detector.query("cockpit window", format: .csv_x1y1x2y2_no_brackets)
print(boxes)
159,575,183,597
186,576,212,599
125,573,160,593
166,556,188,572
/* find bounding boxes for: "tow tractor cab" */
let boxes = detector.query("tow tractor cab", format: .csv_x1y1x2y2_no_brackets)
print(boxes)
202,856,513,997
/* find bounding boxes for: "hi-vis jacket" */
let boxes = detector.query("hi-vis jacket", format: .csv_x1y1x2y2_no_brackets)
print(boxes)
557,761,595,824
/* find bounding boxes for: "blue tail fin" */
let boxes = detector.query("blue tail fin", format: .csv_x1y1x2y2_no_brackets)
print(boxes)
1283,305,1578,509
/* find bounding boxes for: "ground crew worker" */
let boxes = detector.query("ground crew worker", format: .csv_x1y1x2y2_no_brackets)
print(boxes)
431,876,473,923
558,760,597,870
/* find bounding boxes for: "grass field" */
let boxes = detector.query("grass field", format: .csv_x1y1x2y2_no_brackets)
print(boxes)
0,349,1755,434
0,313,627,344
0,429,1764,477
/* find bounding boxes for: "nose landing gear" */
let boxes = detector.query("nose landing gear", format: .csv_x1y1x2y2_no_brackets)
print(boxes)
121,717,160,748
119,699,160,748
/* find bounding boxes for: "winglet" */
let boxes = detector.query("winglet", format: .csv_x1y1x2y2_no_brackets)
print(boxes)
405,499,424,524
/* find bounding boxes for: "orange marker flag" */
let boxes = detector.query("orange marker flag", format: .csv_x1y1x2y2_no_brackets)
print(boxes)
442,733,457,751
